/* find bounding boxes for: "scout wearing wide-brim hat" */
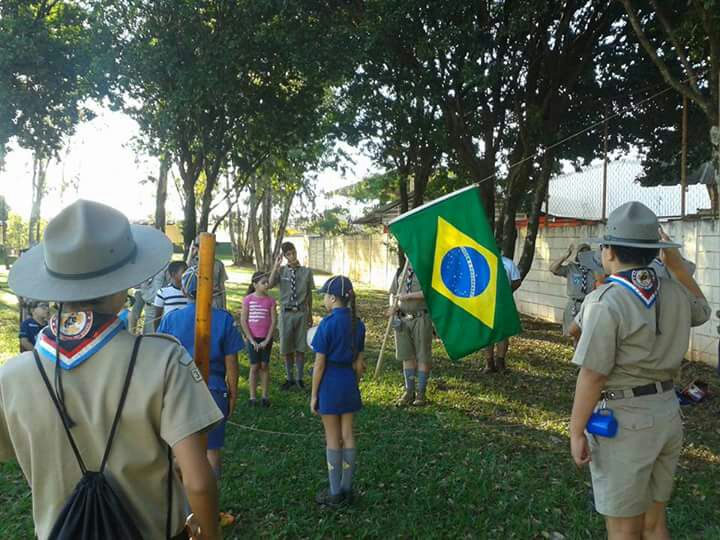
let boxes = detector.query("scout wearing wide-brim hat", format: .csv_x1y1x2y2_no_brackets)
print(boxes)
570,201,710,523
10,200,172,302
1,200,224,539
587,201,681,249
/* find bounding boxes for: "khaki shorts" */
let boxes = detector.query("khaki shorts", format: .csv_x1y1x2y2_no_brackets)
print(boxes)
279,309,308,355
394,313,433,365
587,389,683,517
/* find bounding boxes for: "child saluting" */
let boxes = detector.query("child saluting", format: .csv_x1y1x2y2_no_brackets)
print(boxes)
310,276,366,507
240,271,277,407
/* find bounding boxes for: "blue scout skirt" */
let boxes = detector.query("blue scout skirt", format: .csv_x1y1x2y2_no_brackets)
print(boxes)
208,389,229,450
318,363,362,415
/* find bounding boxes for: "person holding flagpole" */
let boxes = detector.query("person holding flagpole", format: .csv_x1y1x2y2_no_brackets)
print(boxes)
389,261,434,407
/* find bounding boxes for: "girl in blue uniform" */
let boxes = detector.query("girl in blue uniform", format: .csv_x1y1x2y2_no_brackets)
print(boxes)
310,276,366,507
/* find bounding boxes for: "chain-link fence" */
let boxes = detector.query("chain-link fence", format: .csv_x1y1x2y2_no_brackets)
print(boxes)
547,159,712,220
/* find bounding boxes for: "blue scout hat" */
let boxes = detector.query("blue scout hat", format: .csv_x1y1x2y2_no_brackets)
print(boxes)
181,266,199,298
318,275,354,299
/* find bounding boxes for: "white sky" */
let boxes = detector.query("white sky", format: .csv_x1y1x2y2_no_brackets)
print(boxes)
1,106,376,223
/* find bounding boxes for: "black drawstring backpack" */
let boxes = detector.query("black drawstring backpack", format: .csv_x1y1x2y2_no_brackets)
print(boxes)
33,336,175,540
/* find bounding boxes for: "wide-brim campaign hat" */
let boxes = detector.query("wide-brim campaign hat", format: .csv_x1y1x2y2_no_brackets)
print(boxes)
588,201,680,249
9,199,172,302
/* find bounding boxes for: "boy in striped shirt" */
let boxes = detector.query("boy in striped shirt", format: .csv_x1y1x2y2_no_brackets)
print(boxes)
153,261,188,329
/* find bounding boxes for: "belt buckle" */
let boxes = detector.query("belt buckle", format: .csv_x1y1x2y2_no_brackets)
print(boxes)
602,390,619,401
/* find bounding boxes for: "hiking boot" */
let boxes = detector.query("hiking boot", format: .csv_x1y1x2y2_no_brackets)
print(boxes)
315,488,345,508
280,380,294,391
495,357,507,372
248,398,257,407
482,360,497,374
261,397,271,408
342,490,355,505
396,390,415,407
413,391,427,407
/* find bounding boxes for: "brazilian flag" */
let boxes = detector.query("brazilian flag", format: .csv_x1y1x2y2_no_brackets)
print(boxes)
389,185,521,360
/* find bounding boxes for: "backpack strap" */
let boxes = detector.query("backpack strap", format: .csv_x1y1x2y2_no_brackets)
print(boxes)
33,350,88,475
100,336,142,473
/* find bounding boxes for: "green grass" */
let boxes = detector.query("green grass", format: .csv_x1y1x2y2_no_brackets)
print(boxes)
1,262,719,538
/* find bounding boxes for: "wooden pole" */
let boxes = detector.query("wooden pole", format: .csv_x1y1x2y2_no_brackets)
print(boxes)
194,233,215,388
681,95,688,218
601,107,609,221
373,257,410,379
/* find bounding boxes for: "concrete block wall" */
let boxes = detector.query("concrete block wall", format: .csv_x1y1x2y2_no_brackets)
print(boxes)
514,219,719,367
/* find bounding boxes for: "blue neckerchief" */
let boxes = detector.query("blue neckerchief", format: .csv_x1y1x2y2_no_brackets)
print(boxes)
607,267,660,308
35,311,124,370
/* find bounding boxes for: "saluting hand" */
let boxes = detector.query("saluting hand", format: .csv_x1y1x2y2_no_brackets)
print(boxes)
658,227,682,269
570,434,591,467
273,254,283,271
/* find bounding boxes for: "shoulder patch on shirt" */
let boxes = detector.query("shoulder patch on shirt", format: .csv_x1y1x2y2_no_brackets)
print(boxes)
190,366,203,382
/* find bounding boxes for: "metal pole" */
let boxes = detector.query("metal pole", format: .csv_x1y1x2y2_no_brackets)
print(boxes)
374,257,410,379
681,95,688,218
601,106,609,221
194,232,215,447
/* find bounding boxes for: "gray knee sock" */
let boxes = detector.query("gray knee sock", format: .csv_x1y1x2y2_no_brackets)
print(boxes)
341,448,357,493
326,448,343,496
284,358,294,381
403,368,416,393
418,370,429,393
295,355,305,382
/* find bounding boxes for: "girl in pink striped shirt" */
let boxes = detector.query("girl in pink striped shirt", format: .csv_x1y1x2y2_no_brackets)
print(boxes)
241,272,277,407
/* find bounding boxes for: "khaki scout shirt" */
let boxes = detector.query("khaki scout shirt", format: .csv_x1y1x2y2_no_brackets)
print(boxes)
555,261,597,300
572,278,711,389
270,265,315,309
0,331,223,539
389,268,427,313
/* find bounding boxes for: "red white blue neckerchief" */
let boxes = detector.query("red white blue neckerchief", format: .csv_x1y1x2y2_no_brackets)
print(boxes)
35,311,124,370
607,267,660,308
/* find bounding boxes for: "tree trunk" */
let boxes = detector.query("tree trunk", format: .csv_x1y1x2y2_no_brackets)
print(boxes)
198,169,221,234
272,191,295,263
28,153,49,246
178,164,199,257
261,188,272,270
397,172,410,267
499,161,532,258
154,156,169,232
517,152,555,278
248,183,263,270
412,145,435,209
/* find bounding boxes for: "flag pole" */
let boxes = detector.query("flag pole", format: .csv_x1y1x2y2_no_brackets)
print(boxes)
194,232,215,447
373,256,410,379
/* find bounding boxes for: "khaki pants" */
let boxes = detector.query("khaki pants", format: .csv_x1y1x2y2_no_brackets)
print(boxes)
279,309,308,354
587,389,683,517
393,313,433,365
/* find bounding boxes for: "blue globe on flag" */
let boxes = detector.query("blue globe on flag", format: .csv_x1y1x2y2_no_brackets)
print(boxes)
440,246,491,298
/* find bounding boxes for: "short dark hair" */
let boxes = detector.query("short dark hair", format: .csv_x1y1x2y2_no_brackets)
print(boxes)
168,261,188,276
609,245,659,266
281,241,296,254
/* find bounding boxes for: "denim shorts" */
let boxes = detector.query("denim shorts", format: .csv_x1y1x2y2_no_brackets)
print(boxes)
247,338,273,365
